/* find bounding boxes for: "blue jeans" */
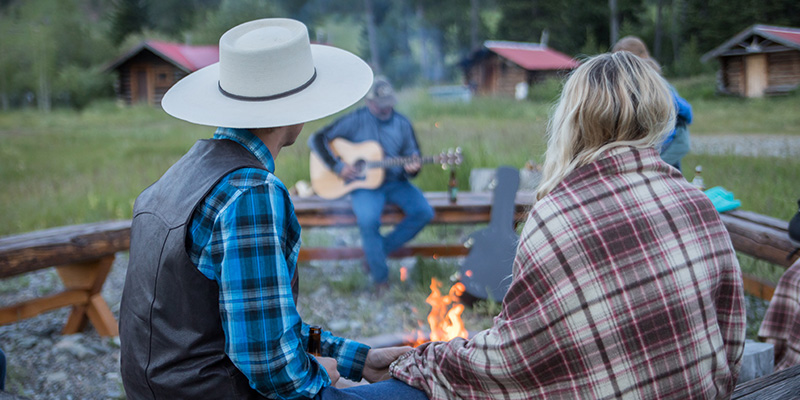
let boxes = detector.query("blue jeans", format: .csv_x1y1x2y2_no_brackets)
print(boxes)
350,180,434,284
0,347,5,391
316,379,428,400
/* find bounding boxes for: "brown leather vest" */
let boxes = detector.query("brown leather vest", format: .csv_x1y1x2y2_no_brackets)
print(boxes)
120,139,274,399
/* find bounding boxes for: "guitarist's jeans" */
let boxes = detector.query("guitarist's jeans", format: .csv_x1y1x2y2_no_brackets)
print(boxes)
350,180,434,284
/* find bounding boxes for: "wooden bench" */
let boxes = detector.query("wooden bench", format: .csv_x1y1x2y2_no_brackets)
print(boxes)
294,191,534,261
732,363,800,399
0,192,796,336
0,192,531,336
0,220,130,337
720,210,799,300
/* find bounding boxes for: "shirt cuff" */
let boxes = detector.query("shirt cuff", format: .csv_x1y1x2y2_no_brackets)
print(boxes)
335,339,370,381
334,161,345,175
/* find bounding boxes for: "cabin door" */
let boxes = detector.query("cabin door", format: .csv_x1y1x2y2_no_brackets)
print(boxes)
745,54,768,98
131,67,150,104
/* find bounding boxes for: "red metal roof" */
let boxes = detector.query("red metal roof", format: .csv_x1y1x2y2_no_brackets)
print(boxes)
145,40,219,72
702,24,800,62
760,26,800,47
484,41,578,71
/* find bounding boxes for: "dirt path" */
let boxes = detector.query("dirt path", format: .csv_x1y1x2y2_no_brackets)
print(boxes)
691,134,800,158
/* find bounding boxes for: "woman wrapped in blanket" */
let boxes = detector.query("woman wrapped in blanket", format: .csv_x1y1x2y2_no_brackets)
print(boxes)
389,51,746,399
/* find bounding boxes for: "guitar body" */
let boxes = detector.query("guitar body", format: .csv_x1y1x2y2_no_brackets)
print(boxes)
310,139,386,199
459,166,521,302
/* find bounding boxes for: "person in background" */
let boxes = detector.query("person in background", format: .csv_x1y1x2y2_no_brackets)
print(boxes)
389,52,745,399
612,35,693,172
119,18,427,400
758,200,800,371
307,77,434,290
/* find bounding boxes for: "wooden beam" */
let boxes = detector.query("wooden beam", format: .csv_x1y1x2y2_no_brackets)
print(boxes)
720,211,798,269
56,256,118,336
741,273,776,301
733,363,800,399
0,290,89,324
0,220,131,278
299,244,470,262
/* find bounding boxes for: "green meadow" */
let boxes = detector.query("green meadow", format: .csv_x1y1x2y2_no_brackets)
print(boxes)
1,75,798,237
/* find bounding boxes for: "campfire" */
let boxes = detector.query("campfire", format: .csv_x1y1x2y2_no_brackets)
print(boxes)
405,277,469,346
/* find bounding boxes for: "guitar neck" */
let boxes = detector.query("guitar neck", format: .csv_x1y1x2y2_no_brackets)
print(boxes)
367,155,440,169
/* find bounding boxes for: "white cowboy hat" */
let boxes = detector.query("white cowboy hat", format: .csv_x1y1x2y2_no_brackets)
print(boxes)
161,18,373,128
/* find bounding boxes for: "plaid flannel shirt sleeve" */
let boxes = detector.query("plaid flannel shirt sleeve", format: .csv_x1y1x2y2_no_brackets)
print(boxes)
194,173,368,399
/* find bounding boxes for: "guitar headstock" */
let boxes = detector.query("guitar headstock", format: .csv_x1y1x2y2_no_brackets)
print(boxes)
438,147,463,169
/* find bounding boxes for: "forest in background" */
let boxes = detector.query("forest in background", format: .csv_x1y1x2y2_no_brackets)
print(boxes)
1,0,799,111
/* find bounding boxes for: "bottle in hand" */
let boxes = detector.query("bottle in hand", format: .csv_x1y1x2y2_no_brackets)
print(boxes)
308,325,322,357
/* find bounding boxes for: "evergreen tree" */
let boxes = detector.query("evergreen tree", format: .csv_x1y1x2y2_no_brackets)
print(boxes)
110,0,150,45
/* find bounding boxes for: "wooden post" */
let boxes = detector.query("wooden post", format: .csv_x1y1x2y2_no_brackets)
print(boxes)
56,256,119,336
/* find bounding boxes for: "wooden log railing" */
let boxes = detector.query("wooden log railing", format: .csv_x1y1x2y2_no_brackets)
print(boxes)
720,210,799,301
0,220,131,336
0,191,796,336
733,363,800,399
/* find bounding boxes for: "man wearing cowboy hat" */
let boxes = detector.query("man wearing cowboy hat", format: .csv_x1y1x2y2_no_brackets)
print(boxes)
119,19,428,400
308,77,434,289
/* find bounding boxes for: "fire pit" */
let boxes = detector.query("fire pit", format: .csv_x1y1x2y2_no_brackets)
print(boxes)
358,278,471,348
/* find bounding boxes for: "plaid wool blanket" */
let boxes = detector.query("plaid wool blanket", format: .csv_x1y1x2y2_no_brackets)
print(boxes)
759,258,800,371
391,146,745,399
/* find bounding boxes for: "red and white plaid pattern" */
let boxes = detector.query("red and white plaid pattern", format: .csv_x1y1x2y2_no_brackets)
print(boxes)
759,258,800,371
391,146,745,399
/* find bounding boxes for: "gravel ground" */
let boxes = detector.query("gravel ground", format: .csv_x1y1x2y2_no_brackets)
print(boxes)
692,134,800,158
0,250,771,399
0,249,487,400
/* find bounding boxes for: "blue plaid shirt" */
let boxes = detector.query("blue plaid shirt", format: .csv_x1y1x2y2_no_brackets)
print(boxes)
187,128,370,399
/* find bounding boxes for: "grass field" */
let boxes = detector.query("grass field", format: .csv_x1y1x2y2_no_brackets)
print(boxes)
1,75,798,236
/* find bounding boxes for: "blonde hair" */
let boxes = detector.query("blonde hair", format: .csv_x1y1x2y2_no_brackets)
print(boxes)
535,52,675,200
611,35,662,74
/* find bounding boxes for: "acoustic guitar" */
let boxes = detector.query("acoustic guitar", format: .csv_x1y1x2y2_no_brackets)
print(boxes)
309,138,462,199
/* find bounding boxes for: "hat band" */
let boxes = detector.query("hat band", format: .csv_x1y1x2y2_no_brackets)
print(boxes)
218,69,317,101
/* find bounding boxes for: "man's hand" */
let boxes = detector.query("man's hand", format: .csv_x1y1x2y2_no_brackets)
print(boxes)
339,164,361,181
404,158,421,174
316,356,340,386
362,346,413,383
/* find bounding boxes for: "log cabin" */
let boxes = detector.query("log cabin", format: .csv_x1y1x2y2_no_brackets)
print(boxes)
105,40,219,106
460,40,578,98
702,25,800,98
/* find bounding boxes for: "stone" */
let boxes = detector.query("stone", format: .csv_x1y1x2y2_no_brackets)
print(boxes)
45,371,68,385
53,335,97,360
737,340,774,384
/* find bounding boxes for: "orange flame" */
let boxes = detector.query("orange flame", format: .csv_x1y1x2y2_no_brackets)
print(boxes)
409,278,468,346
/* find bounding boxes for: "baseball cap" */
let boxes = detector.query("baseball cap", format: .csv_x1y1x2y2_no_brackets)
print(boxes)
365,76,396,108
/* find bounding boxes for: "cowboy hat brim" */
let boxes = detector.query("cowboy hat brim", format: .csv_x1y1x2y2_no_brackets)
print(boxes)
161,44,373,128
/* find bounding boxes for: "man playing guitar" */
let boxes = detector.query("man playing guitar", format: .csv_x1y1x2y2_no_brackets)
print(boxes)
307,77,433,291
